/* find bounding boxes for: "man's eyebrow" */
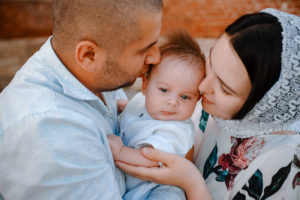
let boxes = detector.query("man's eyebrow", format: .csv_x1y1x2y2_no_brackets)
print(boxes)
138,41,158,53
209,47,237,95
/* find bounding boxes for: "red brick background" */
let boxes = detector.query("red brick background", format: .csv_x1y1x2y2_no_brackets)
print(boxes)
0,0,300,92
162,0,300,37
0,0,299,39
0,1,52,39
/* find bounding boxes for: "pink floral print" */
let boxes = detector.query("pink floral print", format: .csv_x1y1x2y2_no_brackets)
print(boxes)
218,137,265,190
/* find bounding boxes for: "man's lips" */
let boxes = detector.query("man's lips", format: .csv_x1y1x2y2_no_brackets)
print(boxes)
202,95,213,104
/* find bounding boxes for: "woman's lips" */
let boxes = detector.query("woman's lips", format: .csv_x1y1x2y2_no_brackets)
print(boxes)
202,95,213,104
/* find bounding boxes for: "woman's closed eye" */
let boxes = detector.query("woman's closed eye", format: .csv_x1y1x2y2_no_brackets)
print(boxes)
220,85,228,94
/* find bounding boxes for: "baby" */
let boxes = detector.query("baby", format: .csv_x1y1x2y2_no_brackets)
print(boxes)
109,30,205,200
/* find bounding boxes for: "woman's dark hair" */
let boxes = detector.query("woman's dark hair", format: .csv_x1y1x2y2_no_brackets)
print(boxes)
225,12,283,119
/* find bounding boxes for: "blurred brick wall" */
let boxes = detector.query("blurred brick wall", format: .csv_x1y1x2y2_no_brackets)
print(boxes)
0,0,52,39
0,37,47,91
1,0,299,39
0,0,300,92
162,0,300,37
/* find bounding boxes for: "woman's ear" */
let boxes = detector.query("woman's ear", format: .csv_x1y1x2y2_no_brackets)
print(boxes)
75,41,106,72
141,75,148,94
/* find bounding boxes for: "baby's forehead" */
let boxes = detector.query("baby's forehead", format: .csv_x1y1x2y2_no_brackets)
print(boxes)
154,58,202,85
161,55,204,68
164,56,204,74
147,55,204,81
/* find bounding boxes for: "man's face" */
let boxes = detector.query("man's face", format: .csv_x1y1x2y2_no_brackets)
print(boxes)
96,12,162,91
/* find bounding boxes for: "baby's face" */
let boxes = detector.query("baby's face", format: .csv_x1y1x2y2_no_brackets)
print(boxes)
143,56,204,121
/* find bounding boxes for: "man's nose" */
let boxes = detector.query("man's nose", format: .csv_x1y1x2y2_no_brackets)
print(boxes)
145,44,161,65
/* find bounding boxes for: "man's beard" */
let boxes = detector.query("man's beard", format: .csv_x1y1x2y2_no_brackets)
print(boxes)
98,78,137,92
117,79,137,88
99,58,138,91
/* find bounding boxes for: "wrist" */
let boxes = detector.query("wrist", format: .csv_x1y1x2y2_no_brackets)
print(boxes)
183,169,211,200
114,144,124,161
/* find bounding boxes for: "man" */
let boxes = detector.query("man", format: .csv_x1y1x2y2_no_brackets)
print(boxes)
0,0,185,199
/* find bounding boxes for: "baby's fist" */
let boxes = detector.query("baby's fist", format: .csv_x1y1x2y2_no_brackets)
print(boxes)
107,134,124,160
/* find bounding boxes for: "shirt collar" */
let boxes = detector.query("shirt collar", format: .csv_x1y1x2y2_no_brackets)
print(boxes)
40,37,99,101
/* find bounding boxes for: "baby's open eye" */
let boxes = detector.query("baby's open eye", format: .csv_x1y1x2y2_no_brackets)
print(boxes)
160,88,168,93
181,95,191,100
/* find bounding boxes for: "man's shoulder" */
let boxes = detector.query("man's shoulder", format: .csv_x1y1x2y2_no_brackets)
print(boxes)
0,76,90,130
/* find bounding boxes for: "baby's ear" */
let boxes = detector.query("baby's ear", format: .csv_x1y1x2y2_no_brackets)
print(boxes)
141,75,148,94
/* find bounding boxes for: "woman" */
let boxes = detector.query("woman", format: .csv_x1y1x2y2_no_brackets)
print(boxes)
116,8,300,199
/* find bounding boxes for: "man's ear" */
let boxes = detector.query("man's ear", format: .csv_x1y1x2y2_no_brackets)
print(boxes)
75,41,106,72
141,75,148,94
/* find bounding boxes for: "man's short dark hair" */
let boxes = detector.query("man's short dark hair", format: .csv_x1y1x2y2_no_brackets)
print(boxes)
52,0,163,51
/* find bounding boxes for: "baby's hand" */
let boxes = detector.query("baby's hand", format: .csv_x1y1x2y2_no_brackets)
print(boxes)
117,99,129,113
107,134,124,160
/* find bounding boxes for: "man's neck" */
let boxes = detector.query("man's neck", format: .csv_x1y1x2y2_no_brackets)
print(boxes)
96,92,107,105
52,37,108,106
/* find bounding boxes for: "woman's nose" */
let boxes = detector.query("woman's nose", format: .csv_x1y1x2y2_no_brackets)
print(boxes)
199,76,213,94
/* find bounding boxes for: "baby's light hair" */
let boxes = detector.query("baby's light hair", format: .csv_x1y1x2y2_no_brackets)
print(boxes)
147,30,205,77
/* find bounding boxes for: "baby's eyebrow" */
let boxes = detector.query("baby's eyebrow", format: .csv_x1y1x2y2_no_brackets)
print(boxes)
157,81,169,86
181,91,199,97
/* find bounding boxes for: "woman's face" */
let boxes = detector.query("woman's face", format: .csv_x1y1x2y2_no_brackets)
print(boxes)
199,34,252,119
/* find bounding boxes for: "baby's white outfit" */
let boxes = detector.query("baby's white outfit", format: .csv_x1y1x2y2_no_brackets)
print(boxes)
119,92,194,200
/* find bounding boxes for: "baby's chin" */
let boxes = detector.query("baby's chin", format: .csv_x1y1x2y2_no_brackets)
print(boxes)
151,113,188,121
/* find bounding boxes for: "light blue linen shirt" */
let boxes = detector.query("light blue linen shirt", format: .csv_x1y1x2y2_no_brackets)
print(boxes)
0,37,185,200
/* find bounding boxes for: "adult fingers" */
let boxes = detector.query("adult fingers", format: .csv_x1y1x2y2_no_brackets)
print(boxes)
116,161,154,178
141,147,175,165
115,161,166,182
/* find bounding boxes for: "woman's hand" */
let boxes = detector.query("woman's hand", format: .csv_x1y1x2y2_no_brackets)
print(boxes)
116,147,212,200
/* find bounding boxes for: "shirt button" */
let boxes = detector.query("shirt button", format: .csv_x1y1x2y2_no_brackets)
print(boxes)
105,112,112,118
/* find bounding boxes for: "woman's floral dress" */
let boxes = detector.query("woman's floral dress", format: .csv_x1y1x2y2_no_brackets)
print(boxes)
193,109,300,200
